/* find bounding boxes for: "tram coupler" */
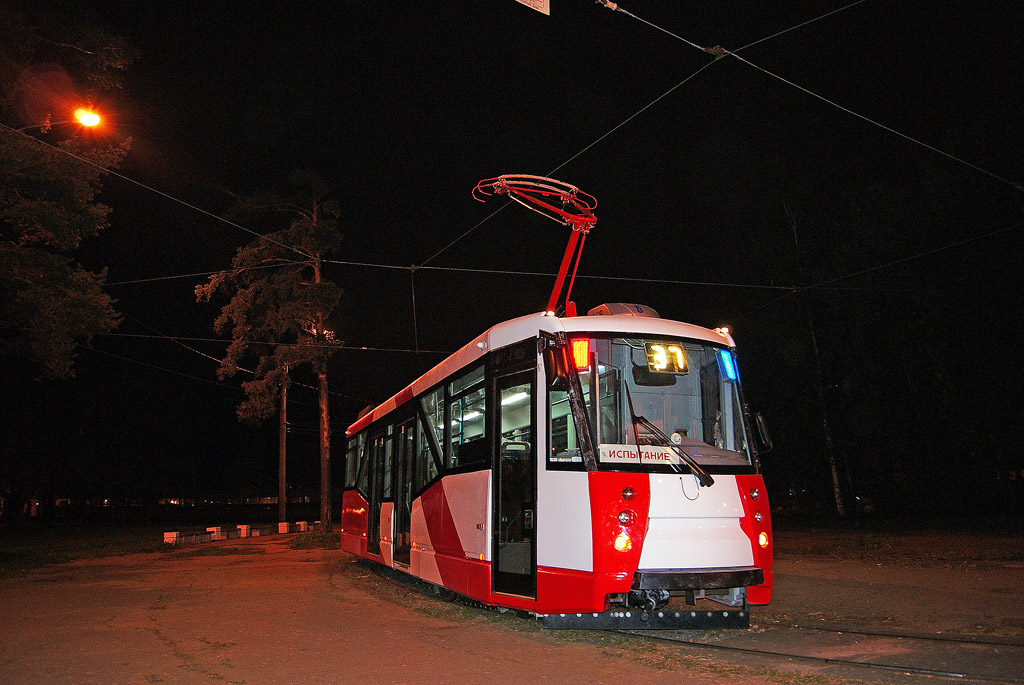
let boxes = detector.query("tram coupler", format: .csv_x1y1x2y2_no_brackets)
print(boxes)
539,607,750,630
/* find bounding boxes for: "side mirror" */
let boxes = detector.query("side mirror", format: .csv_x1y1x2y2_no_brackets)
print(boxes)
754,413,773,453
542,346,569,392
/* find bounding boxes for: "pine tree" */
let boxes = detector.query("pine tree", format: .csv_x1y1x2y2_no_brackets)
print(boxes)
197,171,343,530
0,2,134,379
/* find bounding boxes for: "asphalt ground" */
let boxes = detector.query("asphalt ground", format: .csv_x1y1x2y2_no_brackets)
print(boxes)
1,532,1021,684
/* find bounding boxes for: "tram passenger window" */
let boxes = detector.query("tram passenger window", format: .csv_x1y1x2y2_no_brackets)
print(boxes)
415,415,439,491
382,434,393,498
357,448,370,493
345,434,365,488
449,385,486,469
421,387,444,454
449,365,484,396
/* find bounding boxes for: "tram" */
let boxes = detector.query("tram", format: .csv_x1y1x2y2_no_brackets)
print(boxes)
340,302,774,629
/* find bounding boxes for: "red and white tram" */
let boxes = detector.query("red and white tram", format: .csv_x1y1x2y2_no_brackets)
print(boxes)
341,302,773,629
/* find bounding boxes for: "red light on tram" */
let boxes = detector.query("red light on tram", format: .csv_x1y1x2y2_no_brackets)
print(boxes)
571,339,590,369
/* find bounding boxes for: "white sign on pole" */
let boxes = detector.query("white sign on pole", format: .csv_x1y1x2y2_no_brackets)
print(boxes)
515,0,550,15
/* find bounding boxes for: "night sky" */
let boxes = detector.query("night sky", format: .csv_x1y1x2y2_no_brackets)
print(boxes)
4,1,1022,515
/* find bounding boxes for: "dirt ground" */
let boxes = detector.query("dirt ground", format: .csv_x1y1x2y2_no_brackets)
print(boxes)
1,529,1021,684
767,527,1024,639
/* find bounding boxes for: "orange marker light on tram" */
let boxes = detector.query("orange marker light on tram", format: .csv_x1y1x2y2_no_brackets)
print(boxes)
571,339,590,370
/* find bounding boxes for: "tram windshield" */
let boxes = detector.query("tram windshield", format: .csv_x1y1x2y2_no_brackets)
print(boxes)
549,335,753,471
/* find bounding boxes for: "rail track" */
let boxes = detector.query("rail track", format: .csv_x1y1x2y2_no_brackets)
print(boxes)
615,623,1024,683
362,559,1022,682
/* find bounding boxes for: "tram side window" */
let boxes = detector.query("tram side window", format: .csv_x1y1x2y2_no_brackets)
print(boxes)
345,433,366,488
549,389,583,466
357,443,370,493
699,351,745,452
382,430,394,498
415,415,440,492
450,364,484,396
421,386,444,454
448,366,487,469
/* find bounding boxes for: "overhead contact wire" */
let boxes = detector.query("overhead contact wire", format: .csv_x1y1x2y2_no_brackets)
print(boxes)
599,2,1023,193
0,123,315,258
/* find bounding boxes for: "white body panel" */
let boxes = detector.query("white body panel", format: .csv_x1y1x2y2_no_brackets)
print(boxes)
409,497,443,584
537,470,593,571
379,502,394,567
639,474,753,569
442,470,490,561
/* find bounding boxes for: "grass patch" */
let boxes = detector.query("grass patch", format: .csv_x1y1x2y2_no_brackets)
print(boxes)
0,523,169,577
288,531,339,550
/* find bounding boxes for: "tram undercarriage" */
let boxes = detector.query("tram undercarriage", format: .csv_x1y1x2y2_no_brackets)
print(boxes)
540,567,759,629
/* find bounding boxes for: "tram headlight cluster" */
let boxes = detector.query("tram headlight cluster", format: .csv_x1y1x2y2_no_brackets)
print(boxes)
617,510,636,524
613,532,633,552
758,531,769,549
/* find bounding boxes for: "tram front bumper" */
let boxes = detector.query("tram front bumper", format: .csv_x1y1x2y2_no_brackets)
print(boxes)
632,566,764,591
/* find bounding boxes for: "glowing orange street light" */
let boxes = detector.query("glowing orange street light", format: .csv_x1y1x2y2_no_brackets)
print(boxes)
14,107,103,133
73,108,101,127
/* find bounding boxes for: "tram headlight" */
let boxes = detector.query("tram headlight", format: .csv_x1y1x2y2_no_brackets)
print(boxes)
758,531,769,548
621,487,635,500
749,488,759,500
754,511,763,522
617,510,636,525
613,532,633,552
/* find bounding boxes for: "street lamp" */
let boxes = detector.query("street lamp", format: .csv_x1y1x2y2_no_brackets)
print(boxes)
15,107,102,133
73,108,100,127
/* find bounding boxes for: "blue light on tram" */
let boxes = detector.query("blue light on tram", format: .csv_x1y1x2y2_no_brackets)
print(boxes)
718,350,738,381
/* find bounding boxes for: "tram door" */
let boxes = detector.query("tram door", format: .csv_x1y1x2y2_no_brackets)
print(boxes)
492,368,537,597
367,431,390,556
392,419,415,566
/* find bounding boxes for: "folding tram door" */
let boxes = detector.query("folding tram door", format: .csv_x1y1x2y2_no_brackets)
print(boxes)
392,419,415,566
491,348,537,598
367,430,390,557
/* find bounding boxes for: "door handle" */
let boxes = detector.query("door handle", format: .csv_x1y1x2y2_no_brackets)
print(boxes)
523,508,534,531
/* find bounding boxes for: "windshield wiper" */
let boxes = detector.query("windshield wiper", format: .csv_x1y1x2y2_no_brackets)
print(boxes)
624,383,715,488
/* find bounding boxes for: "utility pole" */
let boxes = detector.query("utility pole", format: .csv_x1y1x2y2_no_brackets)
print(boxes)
786,205,845,517
313,253,331,532
278,373,288,524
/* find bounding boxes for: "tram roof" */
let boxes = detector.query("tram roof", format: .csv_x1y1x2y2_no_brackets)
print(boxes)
345,310,735,437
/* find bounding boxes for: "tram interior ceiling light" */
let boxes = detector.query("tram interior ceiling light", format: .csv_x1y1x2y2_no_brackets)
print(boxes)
501,392,528,406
